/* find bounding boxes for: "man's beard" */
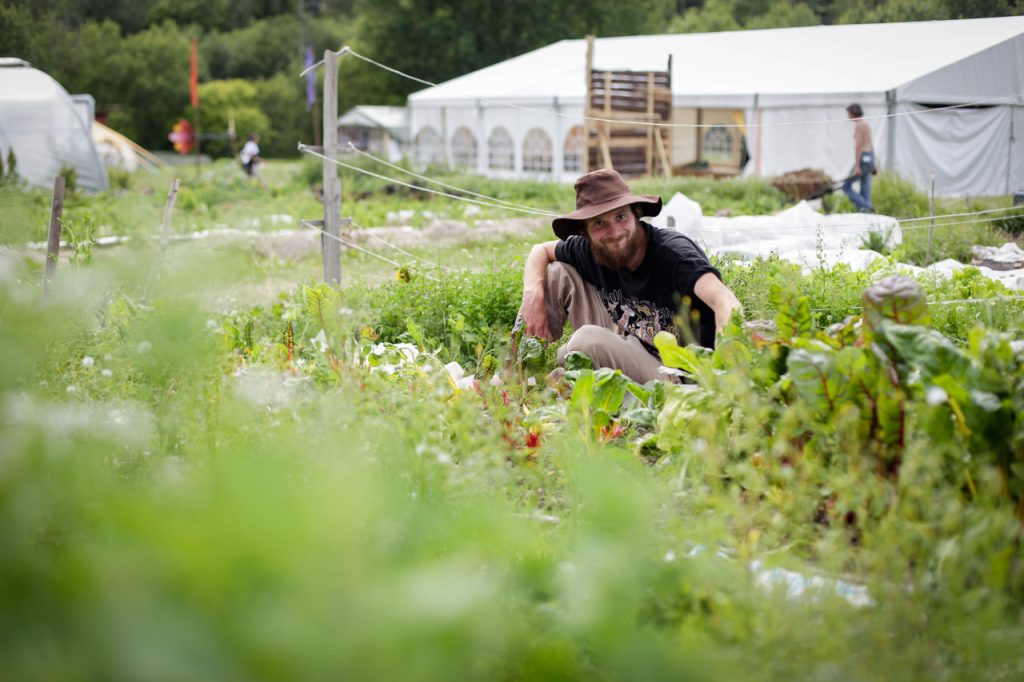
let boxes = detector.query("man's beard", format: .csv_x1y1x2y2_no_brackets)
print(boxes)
590,223,645,270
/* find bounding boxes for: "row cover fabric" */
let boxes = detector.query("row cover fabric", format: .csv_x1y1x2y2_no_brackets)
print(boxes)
649,194,1024,291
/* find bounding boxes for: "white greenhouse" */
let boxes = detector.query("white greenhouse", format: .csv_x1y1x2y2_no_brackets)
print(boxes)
408,16,1024,196
0,58,109,192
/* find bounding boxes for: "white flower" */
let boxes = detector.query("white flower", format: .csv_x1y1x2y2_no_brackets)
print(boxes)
81,356,95,368
926,386,949,406
101,369,113,378
137,340,152,353
206,319,218,330
66,385,77,394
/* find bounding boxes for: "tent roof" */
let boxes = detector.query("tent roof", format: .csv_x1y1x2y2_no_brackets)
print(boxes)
337,105,409,138
409,16,1024,104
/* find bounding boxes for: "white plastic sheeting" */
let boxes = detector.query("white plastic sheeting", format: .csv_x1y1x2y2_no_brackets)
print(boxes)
652,194,1024,291
0,59,108,192
651,196,901,259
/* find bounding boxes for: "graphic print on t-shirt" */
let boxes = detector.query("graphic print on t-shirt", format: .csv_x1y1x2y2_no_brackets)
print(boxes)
599,288,675,349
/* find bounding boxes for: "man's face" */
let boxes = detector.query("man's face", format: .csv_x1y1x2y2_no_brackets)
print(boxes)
584,206,645,270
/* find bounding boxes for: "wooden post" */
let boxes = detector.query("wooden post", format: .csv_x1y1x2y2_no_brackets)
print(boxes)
43,175,65,295
696,108,704,166
601,72,613,170
322,49,341,285
926,172,935,266
192,102,200,179
583,35,594,174
160,178,181,250
646,72,655,176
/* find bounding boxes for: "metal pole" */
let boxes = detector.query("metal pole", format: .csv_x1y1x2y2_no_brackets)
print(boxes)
43,175,65,296
322,49,341,285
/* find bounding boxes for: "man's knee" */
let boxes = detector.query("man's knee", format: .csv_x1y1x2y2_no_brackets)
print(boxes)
564,325,613,356
558,325,618,368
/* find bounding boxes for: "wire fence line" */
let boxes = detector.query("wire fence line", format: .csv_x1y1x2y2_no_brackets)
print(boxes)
303,45,1024,131
301,219,442,281
299,144,555,218
302,143,1024,235
345,143,559,216
348,217,452,273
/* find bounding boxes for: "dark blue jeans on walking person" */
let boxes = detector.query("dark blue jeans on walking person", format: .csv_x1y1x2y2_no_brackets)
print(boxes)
842,151,874,212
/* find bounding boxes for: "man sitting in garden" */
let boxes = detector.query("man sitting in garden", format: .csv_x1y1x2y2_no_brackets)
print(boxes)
518,168,743,383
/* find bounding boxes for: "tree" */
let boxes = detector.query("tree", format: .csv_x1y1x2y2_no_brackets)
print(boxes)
744,1,820,29
837,0,951,23
147,0,296,32
111,21,198,149
203,15,304,81
670,0,742,32
670,0,819,33
191,79,271,157
254,73,308,157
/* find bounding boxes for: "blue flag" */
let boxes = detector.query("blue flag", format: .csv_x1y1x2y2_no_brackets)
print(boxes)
305,46,316,111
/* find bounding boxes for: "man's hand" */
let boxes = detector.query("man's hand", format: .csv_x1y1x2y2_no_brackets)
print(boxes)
694,272,743,335
518,287,552,340
519,241,559,340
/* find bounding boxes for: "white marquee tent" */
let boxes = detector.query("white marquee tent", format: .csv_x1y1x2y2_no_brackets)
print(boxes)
0,58,108,192
408,16,1024,196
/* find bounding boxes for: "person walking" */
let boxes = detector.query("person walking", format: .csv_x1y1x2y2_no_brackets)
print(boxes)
842,104,875,213
239,133,262,178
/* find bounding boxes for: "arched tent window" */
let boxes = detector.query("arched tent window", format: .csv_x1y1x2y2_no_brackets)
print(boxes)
522,128,553,173
451,126,477,169
415,126,443,166
488,127,514,171
563,126,584,173
702,125,734,164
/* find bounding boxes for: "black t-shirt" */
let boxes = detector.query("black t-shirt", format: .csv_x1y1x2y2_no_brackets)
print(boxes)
555,223,721,353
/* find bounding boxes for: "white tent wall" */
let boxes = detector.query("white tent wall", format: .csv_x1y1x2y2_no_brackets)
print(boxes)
410,101,585,182
0,61,108,192
743,101,889,182
892,103,1014,197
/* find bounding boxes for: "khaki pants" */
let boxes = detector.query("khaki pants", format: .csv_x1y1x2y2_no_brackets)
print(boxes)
543,261,672,384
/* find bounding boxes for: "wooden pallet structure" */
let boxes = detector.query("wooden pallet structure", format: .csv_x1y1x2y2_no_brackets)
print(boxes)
583,35,673,178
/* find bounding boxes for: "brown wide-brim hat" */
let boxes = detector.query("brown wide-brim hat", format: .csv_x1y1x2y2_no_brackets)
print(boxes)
552,168,662,240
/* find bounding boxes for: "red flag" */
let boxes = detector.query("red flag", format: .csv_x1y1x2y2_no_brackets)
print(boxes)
189,38,198,108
